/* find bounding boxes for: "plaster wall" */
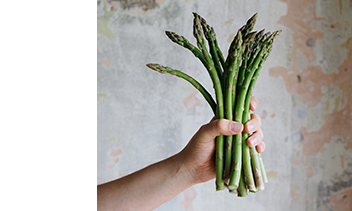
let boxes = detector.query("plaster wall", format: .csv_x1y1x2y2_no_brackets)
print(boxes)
97,0,352,210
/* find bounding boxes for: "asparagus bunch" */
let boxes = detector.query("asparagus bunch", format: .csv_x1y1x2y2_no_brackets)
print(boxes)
147,12,281,196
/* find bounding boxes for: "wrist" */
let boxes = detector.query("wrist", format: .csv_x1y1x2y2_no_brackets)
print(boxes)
172,151,200,186
175,148,213,185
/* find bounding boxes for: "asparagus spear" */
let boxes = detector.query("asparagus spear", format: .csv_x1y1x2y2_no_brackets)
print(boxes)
146,63,216,113
236,30,260,95
212,27,226,72
242,95,264,190
165,31,208,69
228,41,268,192
237,30,281,191
259,153,268,183
237,169,248,197
242,49,270,191
241,48,269,191
197,13,224,80
225,12,257,72
232,31,257,110
247,30,281,187
240,13,258,38
193,12,226,190
223,30,242,181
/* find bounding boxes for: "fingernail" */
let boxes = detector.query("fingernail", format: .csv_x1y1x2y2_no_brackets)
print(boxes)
230,122,242,133
248,137,257,147
247,122,255,133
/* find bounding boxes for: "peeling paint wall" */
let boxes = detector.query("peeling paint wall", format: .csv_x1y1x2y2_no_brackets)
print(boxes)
97,0,352,210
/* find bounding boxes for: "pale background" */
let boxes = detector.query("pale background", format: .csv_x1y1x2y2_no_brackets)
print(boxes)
97,0,352,210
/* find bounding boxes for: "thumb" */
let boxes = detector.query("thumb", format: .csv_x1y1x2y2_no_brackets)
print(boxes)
195,119,243,144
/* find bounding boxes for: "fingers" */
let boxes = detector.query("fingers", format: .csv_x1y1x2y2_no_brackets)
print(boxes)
196,119,243,144
256,141,266,153
244,113,261,134
245,113,265,153
249,96,258,111
196,112,265,152
247,128,264,147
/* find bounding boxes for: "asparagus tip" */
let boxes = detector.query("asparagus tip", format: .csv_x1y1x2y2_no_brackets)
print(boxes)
252,13,258,21
146,63,153,68
146,63,167,74
192,12,198,18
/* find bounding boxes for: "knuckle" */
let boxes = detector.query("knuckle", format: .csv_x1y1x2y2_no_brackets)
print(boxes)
252,113,261,126
216,119,225,132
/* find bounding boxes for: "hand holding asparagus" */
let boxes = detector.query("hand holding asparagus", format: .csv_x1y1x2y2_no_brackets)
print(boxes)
147,12,281,196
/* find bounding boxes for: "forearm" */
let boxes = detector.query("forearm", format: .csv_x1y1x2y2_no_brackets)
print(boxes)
97,153,196,211
97,115,264,210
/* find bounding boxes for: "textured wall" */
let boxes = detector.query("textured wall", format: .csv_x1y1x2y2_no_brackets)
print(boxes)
97,0,352,210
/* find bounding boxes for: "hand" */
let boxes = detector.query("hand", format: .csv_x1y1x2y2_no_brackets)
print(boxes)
178,96,265,184
97,97,265,210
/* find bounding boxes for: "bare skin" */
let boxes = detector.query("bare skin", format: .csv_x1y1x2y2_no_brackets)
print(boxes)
98,97,265,211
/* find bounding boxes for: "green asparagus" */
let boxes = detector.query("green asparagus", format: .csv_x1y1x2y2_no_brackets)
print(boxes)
146,12,281,196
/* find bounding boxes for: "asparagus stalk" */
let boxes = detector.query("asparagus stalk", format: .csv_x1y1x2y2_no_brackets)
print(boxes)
165,31,208,70
223,30,242,180
259,153,268,183
227,131,242,190
238,30,281,191
193,12,226,190
212,27,226,72
223,30,255,185
226,33,258,190
197,13,224,80
237,169,248,197
249,30,281,186
146,63,216,113
228,42,267,192
236,31,260,94
232,31,257,109
241,47,269,191
243,104,264,191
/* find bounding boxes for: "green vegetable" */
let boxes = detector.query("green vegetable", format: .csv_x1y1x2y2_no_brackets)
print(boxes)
146,12,281,196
